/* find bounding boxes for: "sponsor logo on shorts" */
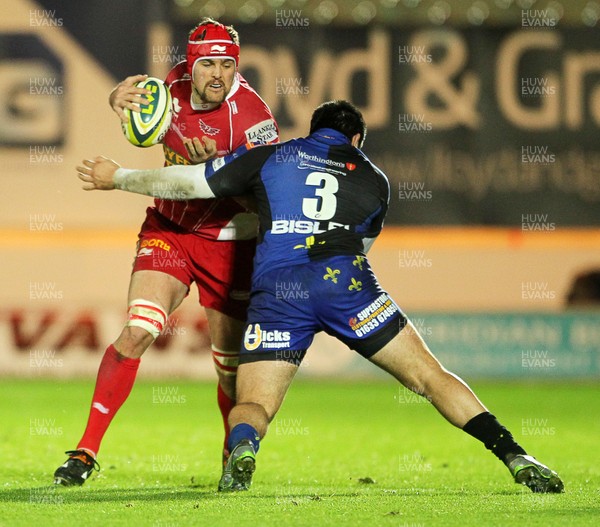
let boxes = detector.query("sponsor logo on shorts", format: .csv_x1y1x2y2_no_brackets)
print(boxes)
137,248,153,257
140,239,171,251
244,323,291,351
349,293,398,337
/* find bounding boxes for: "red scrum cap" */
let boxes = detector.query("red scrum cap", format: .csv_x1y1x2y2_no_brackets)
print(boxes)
187,22,240,77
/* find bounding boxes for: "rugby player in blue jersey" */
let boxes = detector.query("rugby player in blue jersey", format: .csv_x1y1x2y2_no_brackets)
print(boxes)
77,100,563,494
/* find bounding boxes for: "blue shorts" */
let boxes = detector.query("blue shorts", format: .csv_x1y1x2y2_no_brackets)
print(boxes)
240,255,407,364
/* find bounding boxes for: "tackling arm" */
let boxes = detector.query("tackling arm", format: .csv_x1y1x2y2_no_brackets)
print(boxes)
76,156,215,200
113,164,215,199
78,144,273,200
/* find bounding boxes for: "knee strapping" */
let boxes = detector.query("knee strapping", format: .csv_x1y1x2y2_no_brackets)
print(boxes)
126,299,168,339
212,345,239,376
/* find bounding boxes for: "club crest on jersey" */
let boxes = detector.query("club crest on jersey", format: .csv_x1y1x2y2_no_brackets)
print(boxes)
346,162,356,171
198,119,220,136
244,323,291,350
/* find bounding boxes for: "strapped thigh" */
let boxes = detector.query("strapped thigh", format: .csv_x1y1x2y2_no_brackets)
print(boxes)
212,345,240,376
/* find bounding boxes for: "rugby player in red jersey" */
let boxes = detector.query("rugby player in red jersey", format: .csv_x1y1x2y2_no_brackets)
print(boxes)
54,18,278,486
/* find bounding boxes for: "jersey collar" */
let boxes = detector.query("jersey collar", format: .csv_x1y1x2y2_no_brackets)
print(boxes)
311,128,351,145
225,73,241,100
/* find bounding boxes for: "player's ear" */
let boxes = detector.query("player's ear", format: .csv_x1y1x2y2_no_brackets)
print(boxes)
350,133,361,148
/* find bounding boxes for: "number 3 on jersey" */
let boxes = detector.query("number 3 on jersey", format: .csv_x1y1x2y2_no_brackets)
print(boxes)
302,172,339,220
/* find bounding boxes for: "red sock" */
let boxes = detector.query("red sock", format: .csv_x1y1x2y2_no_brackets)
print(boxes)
77,344,140,456
217,383,235,453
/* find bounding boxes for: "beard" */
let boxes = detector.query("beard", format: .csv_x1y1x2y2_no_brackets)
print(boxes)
193,82,227,104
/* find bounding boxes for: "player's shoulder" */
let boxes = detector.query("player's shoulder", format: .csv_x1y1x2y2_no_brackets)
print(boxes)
233,73,259,97
240,141,280,164
206,142,279,183
164,61,191,90
356,148,388,180
230,73,271,110
229,142,280,174
337,145,390,197
357,149,390,199
229,74,279,144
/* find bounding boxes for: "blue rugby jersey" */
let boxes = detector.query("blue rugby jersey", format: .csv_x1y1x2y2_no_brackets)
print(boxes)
204,128,390,280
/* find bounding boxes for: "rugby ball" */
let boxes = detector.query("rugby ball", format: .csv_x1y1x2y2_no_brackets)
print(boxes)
122,77,172,147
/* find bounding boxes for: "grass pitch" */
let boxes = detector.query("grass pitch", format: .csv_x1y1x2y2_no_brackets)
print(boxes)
0,378,598,526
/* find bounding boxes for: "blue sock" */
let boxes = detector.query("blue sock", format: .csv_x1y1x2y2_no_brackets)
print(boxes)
228,423,260,453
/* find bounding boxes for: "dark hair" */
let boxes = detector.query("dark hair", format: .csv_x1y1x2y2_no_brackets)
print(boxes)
189,17,240,45
566,269,600,307
309,100,367,147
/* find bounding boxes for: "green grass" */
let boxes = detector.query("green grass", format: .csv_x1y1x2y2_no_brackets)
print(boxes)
0,379,598,526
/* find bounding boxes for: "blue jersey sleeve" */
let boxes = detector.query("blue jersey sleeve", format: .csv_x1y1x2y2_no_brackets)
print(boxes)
203,144,276,198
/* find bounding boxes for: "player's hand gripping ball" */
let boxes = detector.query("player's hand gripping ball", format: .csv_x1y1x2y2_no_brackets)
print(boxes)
122,77,173,147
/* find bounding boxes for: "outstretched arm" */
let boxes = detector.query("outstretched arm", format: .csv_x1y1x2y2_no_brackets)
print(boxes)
76,156,215,199
77,145,274,200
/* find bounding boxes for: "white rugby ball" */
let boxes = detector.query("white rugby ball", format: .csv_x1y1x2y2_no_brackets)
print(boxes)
122,77,172,147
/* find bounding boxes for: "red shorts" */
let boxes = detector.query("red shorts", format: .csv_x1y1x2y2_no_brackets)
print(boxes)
132,207,255,321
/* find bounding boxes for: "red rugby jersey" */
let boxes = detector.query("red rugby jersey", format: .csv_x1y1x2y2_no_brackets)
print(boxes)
158,61,279,240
